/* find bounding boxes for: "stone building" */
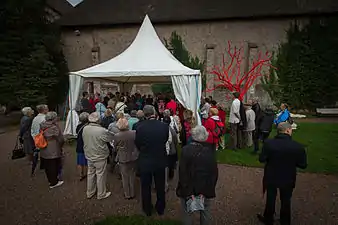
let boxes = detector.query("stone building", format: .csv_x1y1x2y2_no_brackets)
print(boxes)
58,0,338,107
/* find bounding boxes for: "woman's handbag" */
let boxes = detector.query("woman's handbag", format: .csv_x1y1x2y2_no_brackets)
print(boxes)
12,136,26,160
186,195,205,213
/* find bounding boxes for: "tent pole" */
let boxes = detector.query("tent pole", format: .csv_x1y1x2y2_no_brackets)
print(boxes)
62,93,69,130
195,75,201,125
69,88,73,136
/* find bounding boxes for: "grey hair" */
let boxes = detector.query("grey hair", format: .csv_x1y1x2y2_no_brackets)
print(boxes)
22,107,33,116
163,109,171,117
36,104,48,113
191,125,209,142
79,112,89,123
45,111,57,121
88,112,100,123
143,105,155,118
130,110,137,117
277,122,292,133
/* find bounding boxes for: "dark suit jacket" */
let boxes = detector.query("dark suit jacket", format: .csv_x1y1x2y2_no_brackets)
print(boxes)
135,118,169,172
252,102,262,128
259,134,307,188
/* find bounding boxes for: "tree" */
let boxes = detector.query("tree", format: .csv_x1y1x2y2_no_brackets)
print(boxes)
206,41,273,101
266,19,338,110
151,31,205,94
0,0,69,111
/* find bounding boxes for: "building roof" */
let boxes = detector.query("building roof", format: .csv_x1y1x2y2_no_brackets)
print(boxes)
47,0,73,15
58,0,338,27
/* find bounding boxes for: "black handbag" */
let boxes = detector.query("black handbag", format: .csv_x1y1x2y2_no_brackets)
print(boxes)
12,136,26,160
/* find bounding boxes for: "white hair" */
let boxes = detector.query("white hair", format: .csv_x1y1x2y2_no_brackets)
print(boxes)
191,125,209,142
22,107,33,116
79,112,89,123
36,104,48,113
45,111,57,121
88,112,100,123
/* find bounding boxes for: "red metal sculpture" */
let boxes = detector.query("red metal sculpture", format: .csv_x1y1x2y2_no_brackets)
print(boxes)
205,41,274,101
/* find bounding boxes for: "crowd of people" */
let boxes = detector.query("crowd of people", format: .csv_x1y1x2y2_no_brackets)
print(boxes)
17,90,307,225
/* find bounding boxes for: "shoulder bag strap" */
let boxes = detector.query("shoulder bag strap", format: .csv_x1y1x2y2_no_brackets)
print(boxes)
77,124,87,136
113,103,126,114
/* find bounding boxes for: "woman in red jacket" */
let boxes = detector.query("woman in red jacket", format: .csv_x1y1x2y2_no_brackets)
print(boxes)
217,103,226,149
203,108,225,150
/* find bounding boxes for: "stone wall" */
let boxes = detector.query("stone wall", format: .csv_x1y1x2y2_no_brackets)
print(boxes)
61,18,295,108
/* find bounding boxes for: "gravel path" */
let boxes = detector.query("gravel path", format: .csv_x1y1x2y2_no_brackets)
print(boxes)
0,130,337,225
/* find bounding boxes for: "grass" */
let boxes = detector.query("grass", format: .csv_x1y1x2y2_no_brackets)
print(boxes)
95,216,181,225
217,122,338,174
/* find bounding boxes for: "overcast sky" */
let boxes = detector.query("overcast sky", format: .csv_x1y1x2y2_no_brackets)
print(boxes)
67,0,83,7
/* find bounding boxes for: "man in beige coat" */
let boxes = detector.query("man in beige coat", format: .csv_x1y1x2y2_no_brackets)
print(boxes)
82,112,114,200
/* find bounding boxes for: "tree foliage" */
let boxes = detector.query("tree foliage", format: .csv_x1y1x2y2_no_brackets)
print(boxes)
264,18,338,110
0,0,69,110
151,31,204,94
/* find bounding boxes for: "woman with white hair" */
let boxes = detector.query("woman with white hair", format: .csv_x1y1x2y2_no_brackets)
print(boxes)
113,118,139,199
40,111,65,189
76,112,89,181
176,125,218,225
19,107,35,162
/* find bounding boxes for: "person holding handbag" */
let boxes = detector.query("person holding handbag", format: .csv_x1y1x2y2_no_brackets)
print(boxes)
176,125,218,225
19,107,35,162
40,111,65,189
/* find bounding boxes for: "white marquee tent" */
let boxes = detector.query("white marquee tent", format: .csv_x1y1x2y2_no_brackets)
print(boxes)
64,15,201,136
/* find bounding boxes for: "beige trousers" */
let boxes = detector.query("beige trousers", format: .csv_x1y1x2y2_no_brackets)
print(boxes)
87,159,108,199
119,161,136,198
245,131,253,147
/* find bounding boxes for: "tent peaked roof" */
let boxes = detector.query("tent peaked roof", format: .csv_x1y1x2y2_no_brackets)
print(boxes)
72,15,200,83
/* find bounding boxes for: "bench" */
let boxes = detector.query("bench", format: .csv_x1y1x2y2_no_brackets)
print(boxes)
316,108,338,116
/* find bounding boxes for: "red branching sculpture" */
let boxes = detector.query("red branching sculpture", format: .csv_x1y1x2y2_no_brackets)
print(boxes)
206,41,274,101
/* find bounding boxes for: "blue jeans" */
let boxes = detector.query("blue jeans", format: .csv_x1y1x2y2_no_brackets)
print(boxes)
180,198,212,225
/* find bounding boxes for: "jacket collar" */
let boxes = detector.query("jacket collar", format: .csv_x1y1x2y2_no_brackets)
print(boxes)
275,133,292,140
88,122,102,127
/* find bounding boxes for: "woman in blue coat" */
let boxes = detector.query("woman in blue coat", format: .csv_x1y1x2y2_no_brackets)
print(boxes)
274,103,291,125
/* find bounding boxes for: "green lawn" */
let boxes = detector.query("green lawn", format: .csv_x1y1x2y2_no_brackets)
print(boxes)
95,216,181,225
217,122,338,174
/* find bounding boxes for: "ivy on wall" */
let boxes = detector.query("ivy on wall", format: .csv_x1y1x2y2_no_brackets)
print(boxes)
262,18,338,110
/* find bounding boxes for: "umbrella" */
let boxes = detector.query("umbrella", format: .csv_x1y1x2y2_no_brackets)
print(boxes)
31,149,40,176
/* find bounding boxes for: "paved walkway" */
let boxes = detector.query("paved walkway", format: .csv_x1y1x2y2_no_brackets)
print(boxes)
0,130,337,225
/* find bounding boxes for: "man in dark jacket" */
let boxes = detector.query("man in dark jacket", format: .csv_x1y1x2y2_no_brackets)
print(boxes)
135,105,169,216
251,98,262,152
257,122,307,225
238,100,247,148
80,92,92,113
254,106,274,153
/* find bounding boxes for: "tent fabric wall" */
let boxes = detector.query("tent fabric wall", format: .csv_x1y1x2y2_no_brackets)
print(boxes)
171,75,202,125
63,75,83,135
